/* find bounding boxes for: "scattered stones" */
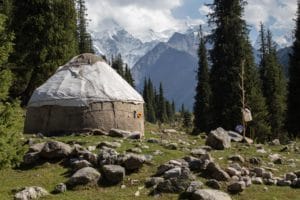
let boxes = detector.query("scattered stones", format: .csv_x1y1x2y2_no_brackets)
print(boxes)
205,128,231,150
54,183,67,193
98,148,119,166
262,171,273,179
253,167,265,177
185,181,204,193
23,152,40,165
191,189,232,200
228,155,245,163
206,179,221,189
205,162,230,181
225,167,241,177
102,165,125,184
163,167,182,179
14,186,49,200
263,178,277,185
91,129,108,136
67,167,100,187
227,181,246,194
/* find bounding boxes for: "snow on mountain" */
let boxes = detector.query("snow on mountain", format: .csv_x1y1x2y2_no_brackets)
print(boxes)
91,19,169,68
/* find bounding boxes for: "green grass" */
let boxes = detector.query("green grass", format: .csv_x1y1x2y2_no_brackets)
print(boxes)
0,123,300,200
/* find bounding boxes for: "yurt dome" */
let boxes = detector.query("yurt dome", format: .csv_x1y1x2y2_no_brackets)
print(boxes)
24,54,144,136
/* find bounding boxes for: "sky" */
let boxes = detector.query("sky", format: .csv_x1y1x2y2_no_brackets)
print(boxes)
86,0,298,46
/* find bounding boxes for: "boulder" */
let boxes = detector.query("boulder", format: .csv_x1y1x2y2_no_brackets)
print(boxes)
191,189,232,200
291,178,300,188
252,177,263,185
228,155,245,163
71,160,92,170
109,129,131,138
39,141,72,159
227,181,246,194
98,148,119,166
67,167,100,187
205,128,231,150
156,178,191,193
227,131,243,142
92,129,108,136
54,183,67,193
277,179,291,186
271,139,280,146
163,129,177,134
253,167,265,177
14,186,49,200
249,157,262,165
285,172,297,181
206,179,221,189
225,167,241,177
122,153,145,171
185,181,204,193
102,165,125,184
163,167,182,179
23,152,40,165
145,177,165,188
205,162,230,181
28,143,45,153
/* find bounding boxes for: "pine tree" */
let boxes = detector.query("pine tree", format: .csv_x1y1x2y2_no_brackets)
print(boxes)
183,110,192,129
76,0,94,54
259,27,287,138
209,0,270,139
9,0,78,105
0,13,24,169
111,54,124,77
287,1,300,137
124,64,135,87
193,25,212,134
157,82,167,123
142,78,156,123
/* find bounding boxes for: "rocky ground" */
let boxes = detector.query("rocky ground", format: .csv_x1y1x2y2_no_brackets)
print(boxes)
1,124,300,200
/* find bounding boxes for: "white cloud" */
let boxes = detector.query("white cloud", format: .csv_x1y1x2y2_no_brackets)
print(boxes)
245,0,297,31
198,5,212,16
86,0,184,40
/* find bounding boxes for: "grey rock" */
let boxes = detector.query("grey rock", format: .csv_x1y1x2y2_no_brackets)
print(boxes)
185,157,210,172
145,177,165,188
252,177,263,185
285,172,297,181
40,141,72,159
262,171,273,179
186,181,204,193
98,148,119,166
54,183,67,193
102,165,125,184
147,138,160,144
122,153,145,171
165,143,178,150
228,155,245,163
23,152,40,165
92,129,108,136
291,178,300,188
163,167,182,179
263,178,277,185
206,162,230,181
225,167,241,177
67,167,100,187
156,178,191,193
253,167,265,177
241,176,252,187
294,170,300,177
163,129,177,133
71,160,92,170
153,150,163,156
97,141,121,149
14,186,49,200
229,163,242,171
191,149,207,157
109,129,131,138
206,179,221,189
277,179,291,186
228,131,243,142
205,128,231,150
156,164,174,176
28,142,45,153
249,157,262,165
126,148,142,154
227,181,245,194
192,189,232,200
271,139,280,146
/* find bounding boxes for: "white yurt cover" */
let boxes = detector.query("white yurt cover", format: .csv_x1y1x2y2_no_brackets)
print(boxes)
28,55,144,107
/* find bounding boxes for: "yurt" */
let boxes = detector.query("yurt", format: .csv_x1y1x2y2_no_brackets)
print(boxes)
24,53,144,136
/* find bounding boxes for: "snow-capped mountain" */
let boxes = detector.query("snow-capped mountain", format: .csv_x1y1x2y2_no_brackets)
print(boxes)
92,19,167,67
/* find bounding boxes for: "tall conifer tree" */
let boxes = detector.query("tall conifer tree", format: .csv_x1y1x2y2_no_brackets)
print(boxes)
193,25,211,134
259,27,287,138
287,1,300,137
10,0,78,105
209,0,270,139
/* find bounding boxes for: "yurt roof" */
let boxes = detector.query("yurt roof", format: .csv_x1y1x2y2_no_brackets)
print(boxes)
27,54,144,107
